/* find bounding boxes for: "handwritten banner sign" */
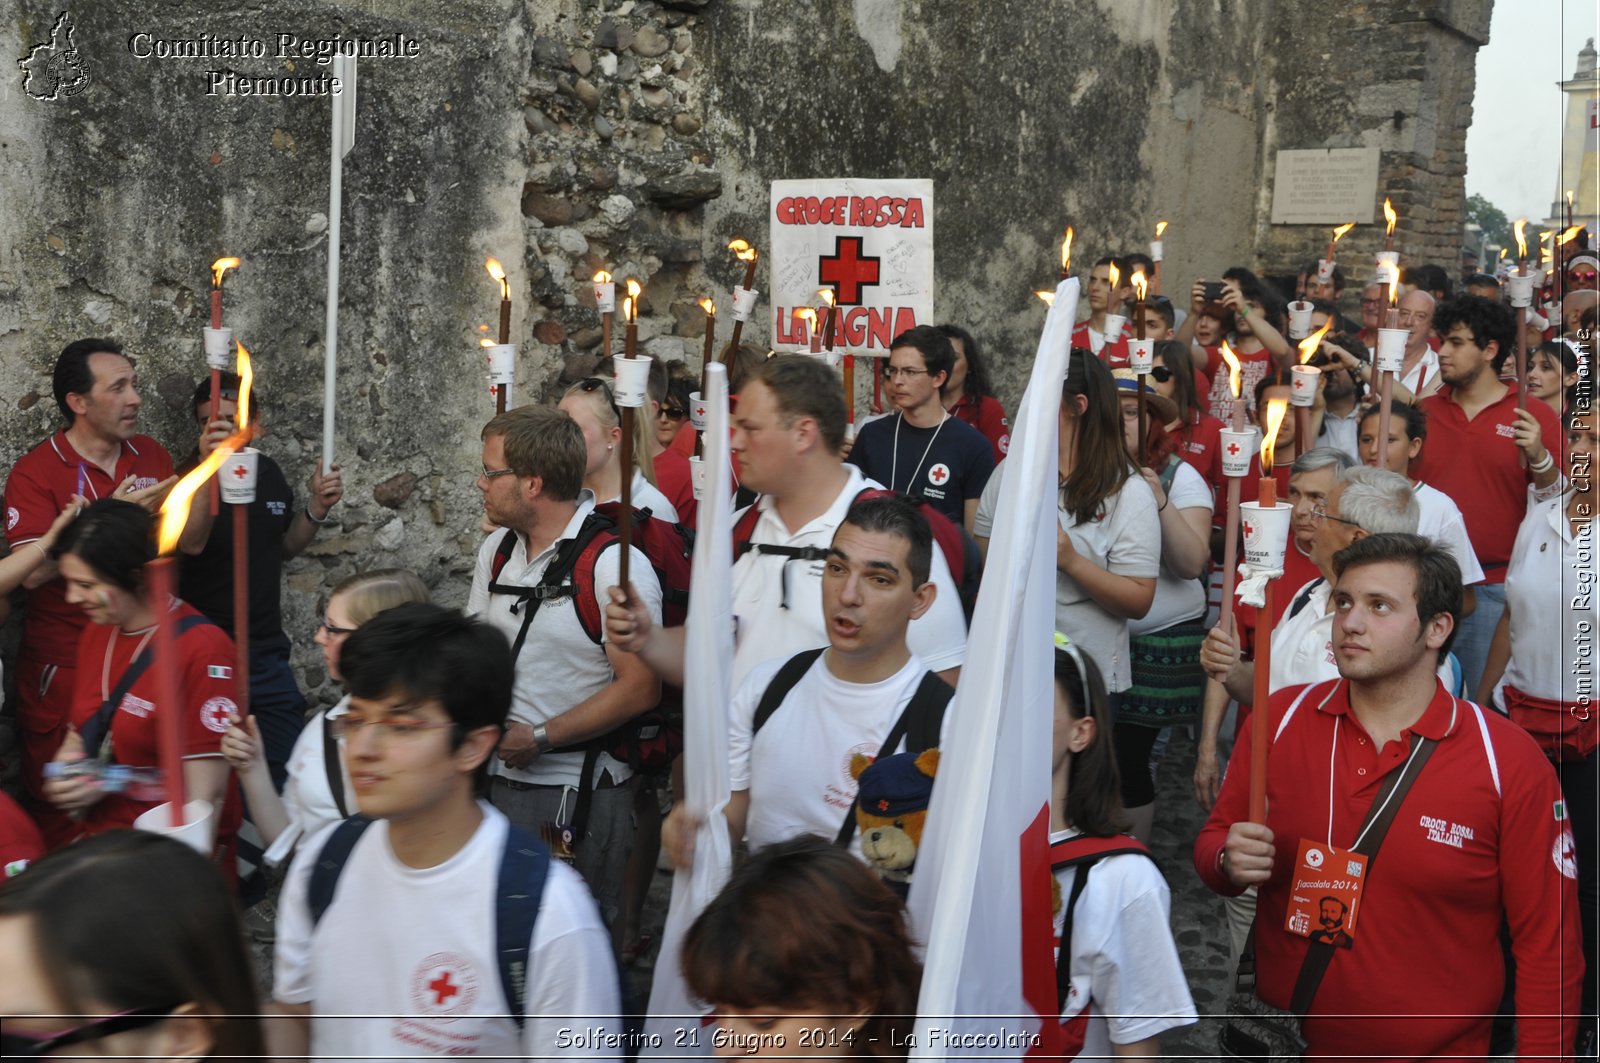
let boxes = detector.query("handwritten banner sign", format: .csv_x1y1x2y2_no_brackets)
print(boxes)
769,178,933,354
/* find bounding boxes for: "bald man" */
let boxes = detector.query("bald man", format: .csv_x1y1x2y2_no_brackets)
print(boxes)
1395,288,1441,397
1563,289,1598,336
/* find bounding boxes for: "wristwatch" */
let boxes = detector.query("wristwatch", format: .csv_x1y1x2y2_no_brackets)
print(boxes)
531,723,551,755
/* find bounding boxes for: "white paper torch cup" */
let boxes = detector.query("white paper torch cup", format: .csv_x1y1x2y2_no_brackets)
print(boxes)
1219,428,1258,478
1128,338,1155,374
731,286,759,322
1149,240,1164,263
1287,300,1314,340
1240,501,1293,570
203,327,233,371
485,344,516,385
1375,328,1407,373
593,283,616,314
1101,314,1127,345
688,391,709,432
1315,259,1335,284
134,799,216,856
818,348,842,371
1290,366,1320,407
1375,250,1399,274
1505,272,1536,308
612,355,653,408
220,447,260,505
688,456,707,501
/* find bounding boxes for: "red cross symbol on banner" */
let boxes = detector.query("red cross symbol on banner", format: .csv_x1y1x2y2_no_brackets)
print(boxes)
1226,441,1242,457
231,465,250,479
818,236,881,305
429,972,460,1005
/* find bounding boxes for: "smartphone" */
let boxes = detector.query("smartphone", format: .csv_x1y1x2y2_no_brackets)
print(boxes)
1202,281,1226,304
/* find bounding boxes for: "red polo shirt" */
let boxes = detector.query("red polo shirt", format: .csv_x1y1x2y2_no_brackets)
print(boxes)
948,392,1011,462
1173,411,1226,496
1071,321,1131,369
1411,384,1563,584
1196,679,1580,1060
4,430,174,665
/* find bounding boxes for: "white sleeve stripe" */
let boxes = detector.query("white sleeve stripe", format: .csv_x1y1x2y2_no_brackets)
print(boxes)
1468,702,1502,797
1273,681,1327,742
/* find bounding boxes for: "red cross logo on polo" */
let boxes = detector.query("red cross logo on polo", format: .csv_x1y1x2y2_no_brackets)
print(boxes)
409,953,479,1016
818,236,882,305
928,463,950,485
199,696,236,734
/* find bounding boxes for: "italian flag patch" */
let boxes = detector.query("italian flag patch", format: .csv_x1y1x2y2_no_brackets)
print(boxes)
1555,800,1567,822
208,665,233,680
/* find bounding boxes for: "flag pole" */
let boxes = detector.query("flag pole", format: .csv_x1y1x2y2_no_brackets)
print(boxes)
322,56,357,474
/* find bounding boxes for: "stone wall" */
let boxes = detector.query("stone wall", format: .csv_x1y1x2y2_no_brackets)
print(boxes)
0,0,1490,702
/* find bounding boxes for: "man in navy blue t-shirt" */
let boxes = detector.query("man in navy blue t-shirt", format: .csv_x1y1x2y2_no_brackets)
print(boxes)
848,325,994,531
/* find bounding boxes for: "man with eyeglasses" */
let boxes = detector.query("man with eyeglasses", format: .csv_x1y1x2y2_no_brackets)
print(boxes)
270,604,621,1061
467,405,662,937
847,325,995,531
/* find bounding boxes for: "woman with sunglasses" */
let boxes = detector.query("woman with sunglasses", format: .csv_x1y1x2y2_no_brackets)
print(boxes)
937,323,1011,462
561,377,680,522
41,500,242,870
221,569,430,864
1048,641,1195,1056
0,829,264,1061
1150,340,1226,498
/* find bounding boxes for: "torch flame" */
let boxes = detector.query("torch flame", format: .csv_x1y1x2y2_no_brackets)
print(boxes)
1561,225,1583,246
1383,198,1397,235
626,279,642,322
1498,249,1508,261
1154,220,1168,239
485,258,509,297
1260,398,1289,471
621,297,633,321
1297,320,1332,365
1132,269,1148,301
593,270,612,284
1107,262,1121,292
160,445,237,553
627,279,642,300
480,338,495,348
817,288,836,307
1568,190,1576,210
477,323,490,333
699,297,715,316
1219,341,1242,398
210,257,241,288
727,239,758,263
1330,222,1356,244
795,307,818,327
234,342,253,431
1513,218,1528,261
1060,227,1074,272
1035,291,1056,306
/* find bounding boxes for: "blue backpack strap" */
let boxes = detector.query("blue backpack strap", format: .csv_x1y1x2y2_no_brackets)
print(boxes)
496,825,552,1031
307,815,375,927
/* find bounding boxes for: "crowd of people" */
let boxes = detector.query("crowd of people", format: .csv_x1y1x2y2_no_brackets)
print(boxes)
0,239,1595,1060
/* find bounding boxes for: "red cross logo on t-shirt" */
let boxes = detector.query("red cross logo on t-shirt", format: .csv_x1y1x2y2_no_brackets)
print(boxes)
429,972,460,1005
818,236,881,305
928,463,950,485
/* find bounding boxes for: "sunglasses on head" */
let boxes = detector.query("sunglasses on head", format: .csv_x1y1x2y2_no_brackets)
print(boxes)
577,377,621,418
1,1006,177,1060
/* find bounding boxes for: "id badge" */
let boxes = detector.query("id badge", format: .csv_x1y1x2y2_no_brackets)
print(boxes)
1283,838,1368,948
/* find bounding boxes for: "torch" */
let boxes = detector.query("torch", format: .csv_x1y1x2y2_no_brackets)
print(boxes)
1374,259,1406,462
1150,221,1167,295
485,259,513,415
1246,398,1292,824
219,345,258,718
1292,320,1332,449
616,280,647,595
1102,262,1125,349
695,296,715,458
726,240,760,362
1130,269,1152,465
1217,342,1251,638
594,270,616,363
796,308,820,354
1510,219,1532,414
205,257,241,516
1059,226,1074,282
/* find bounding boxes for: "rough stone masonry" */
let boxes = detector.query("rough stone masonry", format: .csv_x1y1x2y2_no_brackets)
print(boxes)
0,0,1489,704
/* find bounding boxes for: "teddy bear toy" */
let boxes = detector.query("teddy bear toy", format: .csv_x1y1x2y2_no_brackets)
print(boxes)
850,748,940,896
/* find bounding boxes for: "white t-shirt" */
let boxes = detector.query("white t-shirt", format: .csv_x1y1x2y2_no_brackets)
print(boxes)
467,495,664,788
274,803,621,1061
1414,482,1486,585
264,696,352,867
975,463,1160,691
728,652,943,857
1501,492,1598,703
1270,577,1456,693
1130,461,1213,635
1315,407,1362,463
729,465,967,689
1049,830,1196,1053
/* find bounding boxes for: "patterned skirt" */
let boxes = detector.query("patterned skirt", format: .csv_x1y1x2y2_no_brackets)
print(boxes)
1117,615,1208,728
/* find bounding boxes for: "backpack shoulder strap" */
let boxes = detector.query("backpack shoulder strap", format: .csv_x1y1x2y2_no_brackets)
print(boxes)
1056,854,1101,1011
496,825,553,1031
567,530,621,646
307,815,375,927
1048,832,1152,870
82,614,210,761
322,711,349,820
489,529,518,582
901,671,955,753
731,504,763,559
751,649,827,737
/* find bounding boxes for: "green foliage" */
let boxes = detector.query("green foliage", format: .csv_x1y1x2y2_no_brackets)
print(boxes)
1465,193,1513,248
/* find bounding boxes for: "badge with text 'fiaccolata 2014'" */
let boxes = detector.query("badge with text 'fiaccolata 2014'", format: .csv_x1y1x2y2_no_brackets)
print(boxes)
768,179,933,356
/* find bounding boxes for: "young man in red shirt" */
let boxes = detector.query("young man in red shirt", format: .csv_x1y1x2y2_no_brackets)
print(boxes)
1072,256,1133,367
1410,296,1563,697
2,339,176,830
1197,533,1580,1059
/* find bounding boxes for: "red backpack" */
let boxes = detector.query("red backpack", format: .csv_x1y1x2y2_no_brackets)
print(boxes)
730,487,982,621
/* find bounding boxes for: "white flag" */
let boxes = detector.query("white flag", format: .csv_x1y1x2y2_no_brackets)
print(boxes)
905,280,1079,1059
645,363,734,1053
